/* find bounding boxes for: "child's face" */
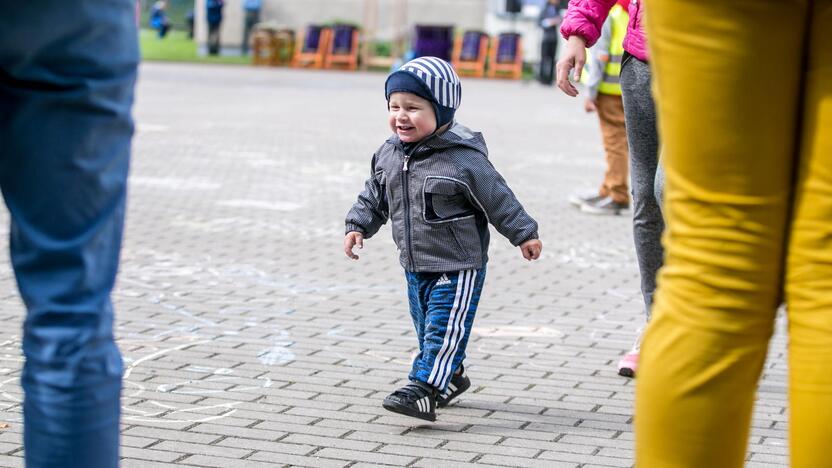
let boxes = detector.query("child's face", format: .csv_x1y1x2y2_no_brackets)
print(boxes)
388,92,436,143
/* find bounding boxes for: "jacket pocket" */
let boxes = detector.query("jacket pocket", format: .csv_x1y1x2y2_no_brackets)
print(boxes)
422,176,476,223
448,220,480,261
418,220,479,266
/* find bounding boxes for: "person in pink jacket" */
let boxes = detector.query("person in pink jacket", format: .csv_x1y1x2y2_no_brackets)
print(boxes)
556,0,663,379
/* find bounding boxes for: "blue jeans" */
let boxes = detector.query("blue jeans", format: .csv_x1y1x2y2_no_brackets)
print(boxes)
0,2,138,467
406,267,486,392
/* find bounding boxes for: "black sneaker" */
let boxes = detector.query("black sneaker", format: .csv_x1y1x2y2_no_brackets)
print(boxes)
382,381,437,422
437,365,471,408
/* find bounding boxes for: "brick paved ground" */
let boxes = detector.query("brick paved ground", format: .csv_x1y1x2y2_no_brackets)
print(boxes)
0,63,788,467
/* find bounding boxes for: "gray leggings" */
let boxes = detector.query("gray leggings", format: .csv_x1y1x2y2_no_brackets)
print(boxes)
620,55,664,320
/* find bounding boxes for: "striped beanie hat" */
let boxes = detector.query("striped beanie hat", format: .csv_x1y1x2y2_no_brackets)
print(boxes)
385,56,462,131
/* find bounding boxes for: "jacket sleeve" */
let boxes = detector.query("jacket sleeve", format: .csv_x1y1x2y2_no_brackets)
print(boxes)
560,0,618,47
459,159,539,247
345,154,388,238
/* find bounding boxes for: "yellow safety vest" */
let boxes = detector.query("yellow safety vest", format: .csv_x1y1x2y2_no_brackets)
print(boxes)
598,4,629,96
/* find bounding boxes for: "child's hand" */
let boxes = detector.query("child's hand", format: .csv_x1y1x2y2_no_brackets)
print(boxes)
344,231,364,260
584,98,597,113
520,239,543,261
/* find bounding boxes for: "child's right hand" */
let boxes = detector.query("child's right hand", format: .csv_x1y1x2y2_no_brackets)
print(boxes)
344,231,364,260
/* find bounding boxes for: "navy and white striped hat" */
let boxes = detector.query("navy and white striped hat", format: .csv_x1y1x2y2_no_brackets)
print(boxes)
385,56,462,130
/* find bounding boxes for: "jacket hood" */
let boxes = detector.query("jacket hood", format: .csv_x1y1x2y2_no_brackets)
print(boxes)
387,122,488,158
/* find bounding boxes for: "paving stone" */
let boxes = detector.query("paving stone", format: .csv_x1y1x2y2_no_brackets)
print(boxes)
441,440,540,458
121,460,181,468
311,447,416,466
151,440,253,459
120,446,185,463
477,454,579,468
215,436,316,456
279,434,380,453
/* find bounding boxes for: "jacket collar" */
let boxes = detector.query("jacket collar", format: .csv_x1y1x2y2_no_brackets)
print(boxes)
386,122,488,158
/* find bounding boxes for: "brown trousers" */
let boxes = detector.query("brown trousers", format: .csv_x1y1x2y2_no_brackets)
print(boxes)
596,92,629,204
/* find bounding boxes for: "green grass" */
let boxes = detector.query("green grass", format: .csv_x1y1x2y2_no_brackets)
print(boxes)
140,29,250,66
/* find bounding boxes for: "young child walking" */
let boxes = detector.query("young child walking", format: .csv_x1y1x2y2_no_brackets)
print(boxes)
344,56,543,422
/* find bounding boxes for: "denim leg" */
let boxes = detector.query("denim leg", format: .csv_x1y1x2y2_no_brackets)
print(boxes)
406,271,428,363
208,24,222,55
410,268,486,392
242,10,260,55
620,58,664,320
0,2,138,467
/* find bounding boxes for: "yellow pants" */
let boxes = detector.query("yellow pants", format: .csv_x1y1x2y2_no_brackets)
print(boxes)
637,1,832,467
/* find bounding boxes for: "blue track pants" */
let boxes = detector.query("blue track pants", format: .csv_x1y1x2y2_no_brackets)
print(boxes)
405,267,486,392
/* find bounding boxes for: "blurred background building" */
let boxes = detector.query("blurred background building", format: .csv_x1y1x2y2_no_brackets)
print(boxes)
174,0,552,62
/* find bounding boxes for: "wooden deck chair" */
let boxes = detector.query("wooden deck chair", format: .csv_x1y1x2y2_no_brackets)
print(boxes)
452,31,489,78
487,32,523,80
413,25,454,61
324,24,359,70
273,29,296,66
293,25,331,69
251,26,293,67
251,28,276,66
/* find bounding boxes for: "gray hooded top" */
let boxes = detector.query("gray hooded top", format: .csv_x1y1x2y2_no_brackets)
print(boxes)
345,122,539,273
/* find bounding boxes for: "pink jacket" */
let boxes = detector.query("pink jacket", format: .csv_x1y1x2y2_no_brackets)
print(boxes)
560,0,648,62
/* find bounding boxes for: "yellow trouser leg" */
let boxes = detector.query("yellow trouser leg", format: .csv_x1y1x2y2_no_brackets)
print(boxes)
786,2,832,467
638,1,809,466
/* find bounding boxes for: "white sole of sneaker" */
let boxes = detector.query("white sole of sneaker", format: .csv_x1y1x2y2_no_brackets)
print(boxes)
568,193,604,207
568,196,585,207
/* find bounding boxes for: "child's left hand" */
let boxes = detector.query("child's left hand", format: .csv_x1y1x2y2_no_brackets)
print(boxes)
520,239,543,261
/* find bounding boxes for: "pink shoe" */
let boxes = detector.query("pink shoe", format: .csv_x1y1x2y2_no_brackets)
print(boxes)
617,350,639,378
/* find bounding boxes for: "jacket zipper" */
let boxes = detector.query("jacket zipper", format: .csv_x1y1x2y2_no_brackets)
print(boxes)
402,148,416,270
400,143,425,270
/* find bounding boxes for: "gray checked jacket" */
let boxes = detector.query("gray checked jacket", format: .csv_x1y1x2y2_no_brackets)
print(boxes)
345,122,539,273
